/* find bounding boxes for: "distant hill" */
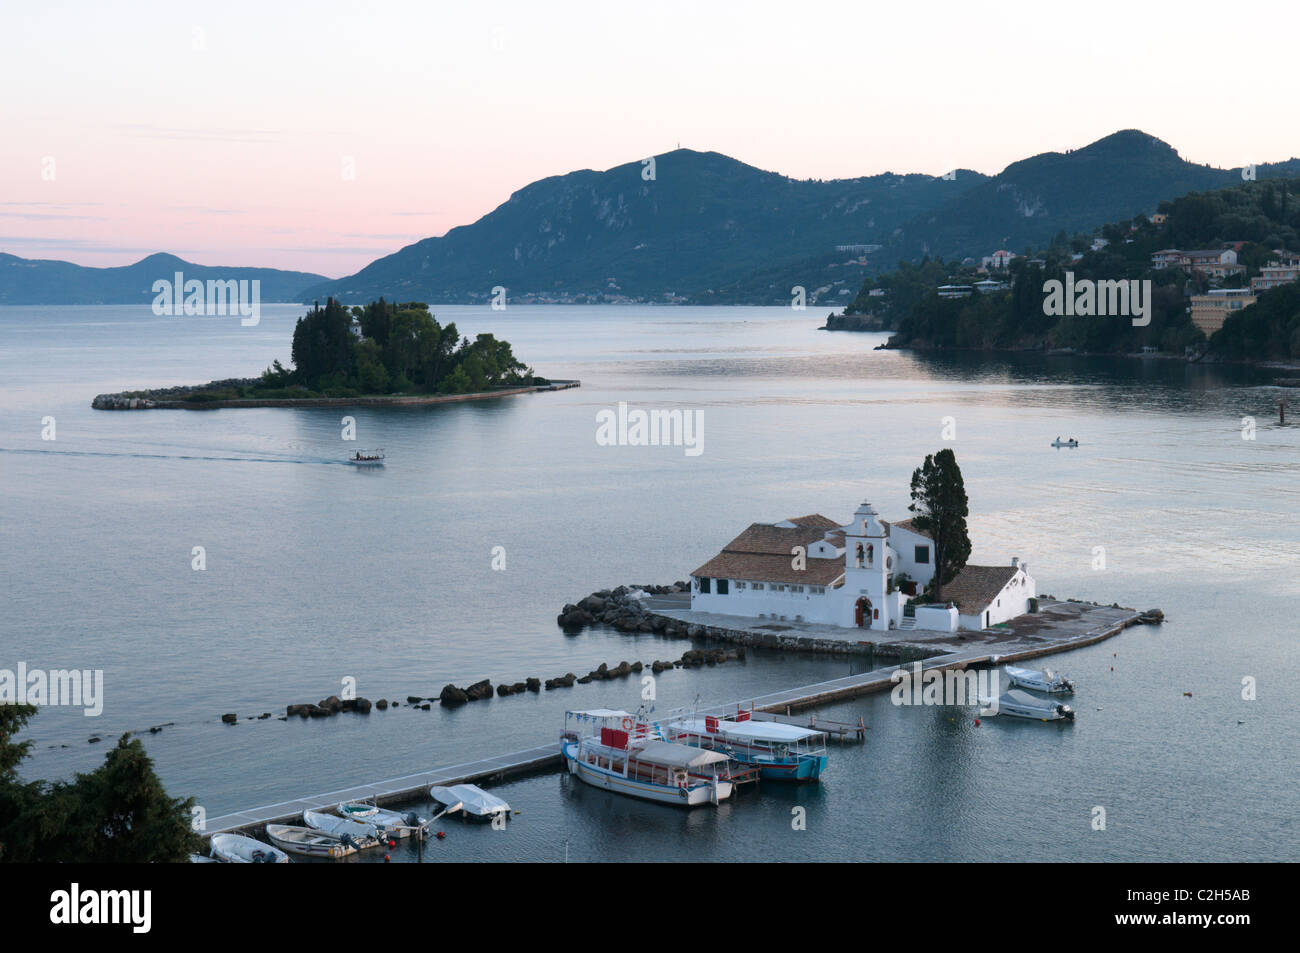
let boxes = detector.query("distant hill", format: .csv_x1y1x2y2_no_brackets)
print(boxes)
882,130,1300,264
298,150,978,306
0,252,327,305
300,133,1300,306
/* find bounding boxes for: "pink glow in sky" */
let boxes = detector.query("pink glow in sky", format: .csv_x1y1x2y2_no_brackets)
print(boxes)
3,0,1297,278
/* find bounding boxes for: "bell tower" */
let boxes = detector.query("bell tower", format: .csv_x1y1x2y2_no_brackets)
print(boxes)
844,501,890,629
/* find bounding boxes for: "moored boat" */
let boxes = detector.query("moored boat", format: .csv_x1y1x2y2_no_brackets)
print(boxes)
560,709,735,806
664,712,828,781
209,833,290,863
302,809,383,847
337,800,380,820
1005,665,1076,694
266,823,358,859
982,689,1074,721
428,784,509,821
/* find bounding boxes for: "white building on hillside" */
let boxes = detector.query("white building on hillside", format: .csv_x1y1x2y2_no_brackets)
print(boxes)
690,502,1036,633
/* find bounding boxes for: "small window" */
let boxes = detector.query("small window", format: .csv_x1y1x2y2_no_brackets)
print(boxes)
699,577,711,594
736,581,747,590
915,545,930,564
753,583,764,591
717,579,729,595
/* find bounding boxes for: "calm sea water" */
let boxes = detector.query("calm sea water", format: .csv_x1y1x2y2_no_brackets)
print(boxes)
1,304,1296,862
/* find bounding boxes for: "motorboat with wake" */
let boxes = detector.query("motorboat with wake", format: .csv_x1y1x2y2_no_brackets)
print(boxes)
1005,665,1075,694
981,689,1074,721
560,709,735,806
347,449,385,465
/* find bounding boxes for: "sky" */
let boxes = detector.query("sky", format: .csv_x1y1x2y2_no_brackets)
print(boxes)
3,0,1297,279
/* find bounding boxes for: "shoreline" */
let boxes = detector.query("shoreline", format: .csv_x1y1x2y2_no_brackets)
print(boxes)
92,379,580,410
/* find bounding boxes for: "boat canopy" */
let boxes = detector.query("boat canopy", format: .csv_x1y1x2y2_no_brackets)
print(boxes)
568,708,634,720
673,717,824,743
631,740,730,768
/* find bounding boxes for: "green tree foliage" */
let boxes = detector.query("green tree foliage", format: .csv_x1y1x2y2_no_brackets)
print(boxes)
908,449,971,602
876,176,1300,356
1210,282,1300,360
0,707,200,862
286,298,531,395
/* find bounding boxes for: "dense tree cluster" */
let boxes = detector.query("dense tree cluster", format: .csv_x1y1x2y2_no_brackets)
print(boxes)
859,177,1300,358
278,298,533,395
1,705,200,862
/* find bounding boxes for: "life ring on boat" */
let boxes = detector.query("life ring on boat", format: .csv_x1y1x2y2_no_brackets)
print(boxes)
678,786,689,799
622,717,634,730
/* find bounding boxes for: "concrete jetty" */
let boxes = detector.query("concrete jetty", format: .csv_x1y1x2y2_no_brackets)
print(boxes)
203,599,1143,839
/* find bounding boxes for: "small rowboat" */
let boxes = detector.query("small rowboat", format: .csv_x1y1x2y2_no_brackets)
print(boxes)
302,809,382,848
1006,665,1076,694
347,449,385,465
337,800,380,820
429,784,509,821
266,824,357,859
1050,438,1079,448
209,833,290,863
338,801,430,837
981,689,1075,721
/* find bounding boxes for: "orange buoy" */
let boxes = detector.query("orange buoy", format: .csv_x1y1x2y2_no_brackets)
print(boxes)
383,854,390,862
436,830,446,839
974,718,981,726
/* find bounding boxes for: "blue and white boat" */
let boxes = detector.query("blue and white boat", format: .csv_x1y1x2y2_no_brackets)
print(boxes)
664,714,829,781
560,709,735,807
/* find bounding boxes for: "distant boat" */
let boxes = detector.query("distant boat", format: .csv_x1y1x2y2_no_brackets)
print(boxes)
265,823,357,859
429,783,510,821
1051,437,1079,448
982,689,1075,721
1006,665,1076,694
209,833,290,863
347,448,385,465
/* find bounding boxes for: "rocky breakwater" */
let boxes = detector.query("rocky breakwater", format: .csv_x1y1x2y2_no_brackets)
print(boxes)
284,694,374,719
557,583,691,635
93,377,261,409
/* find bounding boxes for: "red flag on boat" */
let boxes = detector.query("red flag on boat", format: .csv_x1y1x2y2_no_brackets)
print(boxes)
735,710,751,722
705,715,719,733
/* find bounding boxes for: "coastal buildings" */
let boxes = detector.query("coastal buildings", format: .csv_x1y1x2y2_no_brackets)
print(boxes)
1190,288,1257,335
1150,247,1245,278
689,503,1036,633
980,250,1016,271
1250,258,1300,293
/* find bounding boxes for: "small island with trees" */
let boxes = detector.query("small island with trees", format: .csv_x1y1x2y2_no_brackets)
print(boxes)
93,297,577,409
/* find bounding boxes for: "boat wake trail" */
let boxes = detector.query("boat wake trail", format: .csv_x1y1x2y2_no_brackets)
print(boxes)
0,447,345,465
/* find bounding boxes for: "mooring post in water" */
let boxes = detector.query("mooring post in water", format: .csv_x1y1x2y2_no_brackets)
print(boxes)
1281,397,1286,425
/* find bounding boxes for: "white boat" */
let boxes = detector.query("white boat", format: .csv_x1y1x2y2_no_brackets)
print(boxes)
1051,437,1079,448
429,784,510,821
301,809,383,847
189,853,219,863
337,800,380,820
664,714,828,781
347,449,385,465
1005,665,1076,694
209,833,290,863
560,709,735,807
982,689,1075,721
266,824,358,859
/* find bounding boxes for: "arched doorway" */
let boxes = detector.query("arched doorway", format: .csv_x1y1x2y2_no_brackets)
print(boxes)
855,597,872,628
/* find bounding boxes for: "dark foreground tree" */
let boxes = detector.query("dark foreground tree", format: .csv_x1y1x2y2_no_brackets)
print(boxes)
0,706,200,862
908,448,972,602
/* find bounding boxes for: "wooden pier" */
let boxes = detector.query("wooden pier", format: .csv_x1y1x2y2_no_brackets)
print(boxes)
204,604,1143,838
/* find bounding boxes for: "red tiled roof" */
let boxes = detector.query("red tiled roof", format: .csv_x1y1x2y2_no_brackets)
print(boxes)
941,565,1019,612
693,515,844,585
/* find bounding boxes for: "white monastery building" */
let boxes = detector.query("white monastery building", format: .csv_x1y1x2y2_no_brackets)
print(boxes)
690,502,1036,633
